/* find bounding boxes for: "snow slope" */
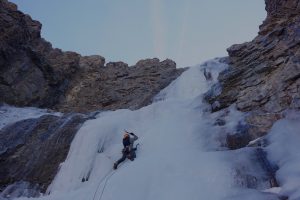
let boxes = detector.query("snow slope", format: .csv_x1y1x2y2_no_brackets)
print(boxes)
266,111,300,199
17,59,278,200
0,105,61,130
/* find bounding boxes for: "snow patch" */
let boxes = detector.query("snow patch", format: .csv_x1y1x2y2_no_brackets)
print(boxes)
153,57,228,102
266,111,300,199
0,105,61,130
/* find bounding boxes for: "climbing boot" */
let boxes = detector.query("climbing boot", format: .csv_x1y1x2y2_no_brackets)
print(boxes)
113,163,118,170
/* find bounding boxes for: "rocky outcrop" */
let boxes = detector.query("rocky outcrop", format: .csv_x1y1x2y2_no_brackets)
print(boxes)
0,0,183,113
56,58,183,113
264,0,300,19
0,113,87,197
205,0,300,145
0,0,81,108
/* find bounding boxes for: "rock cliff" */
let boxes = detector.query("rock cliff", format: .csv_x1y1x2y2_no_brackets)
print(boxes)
57,58,182,112
205,0,300,147
0,0,183,113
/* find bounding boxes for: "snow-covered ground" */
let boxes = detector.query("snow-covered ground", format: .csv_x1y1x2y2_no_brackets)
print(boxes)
11,58,289,200
266,111,300,199
0,105,61,130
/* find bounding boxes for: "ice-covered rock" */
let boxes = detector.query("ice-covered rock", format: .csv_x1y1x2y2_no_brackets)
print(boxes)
0,111,86,194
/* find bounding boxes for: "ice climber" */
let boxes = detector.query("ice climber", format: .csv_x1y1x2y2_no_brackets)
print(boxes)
113,131,138,170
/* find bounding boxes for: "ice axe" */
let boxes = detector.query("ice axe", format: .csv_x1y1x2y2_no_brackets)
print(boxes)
124,129,134,135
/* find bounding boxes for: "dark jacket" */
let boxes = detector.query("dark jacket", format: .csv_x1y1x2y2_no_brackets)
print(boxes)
122,133,138,150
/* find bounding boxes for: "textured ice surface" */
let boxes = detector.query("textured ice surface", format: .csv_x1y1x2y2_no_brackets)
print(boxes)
0,105,61,130
15,59,279,200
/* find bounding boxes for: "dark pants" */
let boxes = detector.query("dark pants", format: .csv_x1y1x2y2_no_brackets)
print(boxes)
115,147,137,167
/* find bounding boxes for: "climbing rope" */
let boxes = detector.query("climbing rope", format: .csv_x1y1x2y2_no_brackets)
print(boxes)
92,170,113,200
98,171,116,200
92,142,139,200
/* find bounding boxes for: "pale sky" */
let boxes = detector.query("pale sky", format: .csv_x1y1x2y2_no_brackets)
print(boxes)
11,0,266,67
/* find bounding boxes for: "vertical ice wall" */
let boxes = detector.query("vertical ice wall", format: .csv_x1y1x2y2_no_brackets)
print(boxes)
16,58,280,200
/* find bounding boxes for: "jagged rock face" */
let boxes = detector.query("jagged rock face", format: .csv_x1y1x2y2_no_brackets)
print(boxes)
205,0,300,144
0,0,83,108
0,0,183,113
0,114,87,195
57,58,183,113
265,0,300,18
